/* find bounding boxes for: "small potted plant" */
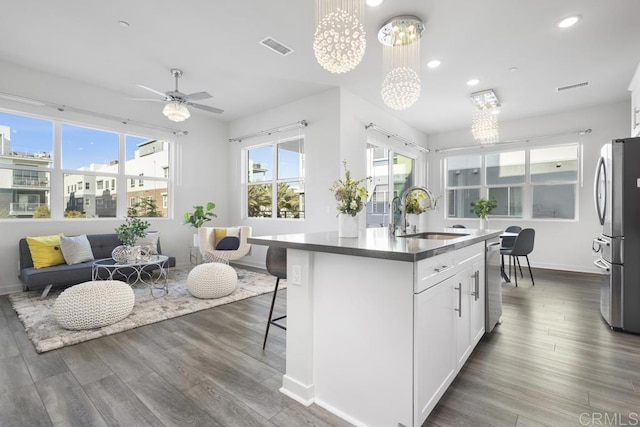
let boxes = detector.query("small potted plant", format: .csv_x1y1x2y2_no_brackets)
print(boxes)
184,202,217,247
329,161,371,238
113,216,151,262
470,197,498,230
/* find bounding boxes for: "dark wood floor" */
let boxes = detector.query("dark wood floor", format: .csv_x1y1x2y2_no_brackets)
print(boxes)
0,268,638,426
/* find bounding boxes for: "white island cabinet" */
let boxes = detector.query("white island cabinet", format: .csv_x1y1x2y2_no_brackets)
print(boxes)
249,228,500,427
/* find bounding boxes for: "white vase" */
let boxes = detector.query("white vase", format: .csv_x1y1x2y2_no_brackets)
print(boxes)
479,217,488,231
338,213,359,238
193,233,200,248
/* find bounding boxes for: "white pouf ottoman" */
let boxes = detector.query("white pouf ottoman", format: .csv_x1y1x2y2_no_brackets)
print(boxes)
187,263,238,299
54,280,134,330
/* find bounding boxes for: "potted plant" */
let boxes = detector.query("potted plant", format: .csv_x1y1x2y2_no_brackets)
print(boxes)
184,202,217,247
329,160,371,238
113,216,151,262
470,197,498,230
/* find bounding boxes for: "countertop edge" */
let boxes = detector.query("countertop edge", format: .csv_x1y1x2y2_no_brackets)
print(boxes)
248,230,502,262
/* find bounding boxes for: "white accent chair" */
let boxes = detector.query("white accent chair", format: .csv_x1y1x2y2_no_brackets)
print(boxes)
198,226,252,263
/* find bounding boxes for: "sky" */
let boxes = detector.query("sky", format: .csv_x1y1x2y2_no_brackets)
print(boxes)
1,111,147,169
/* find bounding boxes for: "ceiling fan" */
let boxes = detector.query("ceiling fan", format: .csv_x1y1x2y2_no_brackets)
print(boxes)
132,68,224,122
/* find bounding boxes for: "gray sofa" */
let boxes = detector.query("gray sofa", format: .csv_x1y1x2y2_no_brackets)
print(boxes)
18,233,176,291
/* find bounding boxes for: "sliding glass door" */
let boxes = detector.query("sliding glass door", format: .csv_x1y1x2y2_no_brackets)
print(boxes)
366,144,415,228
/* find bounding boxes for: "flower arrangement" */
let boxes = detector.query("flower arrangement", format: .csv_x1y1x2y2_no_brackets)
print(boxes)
404,190,439,215
115,216,150,246
330,160,371,217
470,197,498,218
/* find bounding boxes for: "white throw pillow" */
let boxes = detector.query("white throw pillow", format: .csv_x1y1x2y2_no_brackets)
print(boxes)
59,234,95,265
137,232,159,255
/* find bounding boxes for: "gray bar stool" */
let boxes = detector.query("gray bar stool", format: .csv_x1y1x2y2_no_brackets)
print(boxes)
263,246,287,349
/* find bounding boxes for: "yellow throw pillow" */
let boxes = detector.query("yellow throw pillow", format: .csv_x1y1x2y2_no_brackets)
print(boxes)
214,228,227,247
26,234,66,269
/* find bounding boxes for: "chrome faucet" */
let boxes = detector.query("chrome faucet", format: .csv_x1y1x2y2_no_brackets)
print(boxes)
395,186,436,235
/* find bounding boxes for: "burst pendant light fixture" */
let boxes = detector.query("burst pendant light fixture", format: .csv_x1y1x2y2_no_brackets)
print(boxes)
313,0,367,74
470,89,501,144
378,15,424,110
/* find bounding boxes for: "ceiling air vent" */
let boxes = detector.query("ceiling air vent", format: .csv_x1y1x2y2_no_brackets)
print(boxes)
556,81,589,92
260,37,293,56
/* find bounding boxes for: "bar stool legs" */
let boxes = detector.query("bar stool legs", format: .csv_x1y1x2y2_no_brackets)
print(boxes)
263,277,287,349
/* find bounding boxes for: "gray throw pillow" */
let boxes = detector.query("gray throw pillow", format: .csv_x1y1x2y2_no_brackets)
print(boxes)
137,232,159,255
59,234,95,265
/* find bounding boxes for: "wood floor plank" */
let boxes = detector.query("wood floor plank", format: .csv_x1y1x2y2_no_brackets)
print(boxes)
35,371,107,427
58,341,113,386
183,378,275,427
88,335,155,383
167,343,288,420
11,331,69,383
0,384,53,427
126,371,219,427
83,374,165,427
0,355,35,394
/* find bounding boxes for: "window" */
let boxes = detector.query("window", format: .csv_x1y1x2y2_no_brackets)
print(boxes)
445,144,579,220
365,145,415,227
0,110,172,219
530,145,578,219
246,137,304,219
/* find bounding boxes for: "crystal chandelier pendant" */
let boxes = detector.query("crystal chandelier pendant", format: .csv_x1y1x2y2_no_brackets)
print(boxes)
471,108,500,144
313,0,366,74
378,16,424,110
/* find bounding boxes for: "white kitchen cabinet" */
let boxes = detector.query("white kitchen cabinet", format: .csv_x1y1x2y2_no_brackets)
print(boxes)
629,62,640,137
414,242,485,426
414,274,457,425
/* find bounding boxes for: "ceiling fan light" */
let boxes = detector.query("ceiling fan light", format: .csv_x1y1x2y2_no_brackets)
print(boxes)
162,101,190,122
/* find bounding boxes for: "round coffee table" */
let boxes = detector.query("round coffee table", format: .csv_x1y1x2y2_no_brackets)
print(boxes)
92,255,170,298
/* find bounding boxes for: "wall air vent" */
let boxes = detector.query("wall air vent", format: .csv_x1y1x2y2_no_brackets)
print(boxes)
556,81,589,92
260,37,293,56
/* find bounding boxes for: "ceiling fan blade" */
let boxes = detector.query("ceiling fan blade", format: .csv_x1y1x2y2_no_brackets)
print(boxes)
127,97,166,102
136,84,170,99
184,91,212,101
188,102,224,114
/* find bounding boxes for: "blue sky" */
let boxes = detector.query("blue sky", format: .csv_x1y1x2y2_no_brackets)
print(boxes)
1,111,147,169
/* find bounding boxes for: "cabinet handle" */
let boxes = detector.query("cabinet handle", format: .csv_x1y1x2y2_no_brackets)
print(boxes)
635,108,640,129
454,284,462,317
434,265,452,273
470,270,480,301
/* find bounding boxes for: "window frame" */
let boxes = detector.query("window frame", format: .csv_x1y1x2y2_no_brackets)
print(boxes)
244,135,305,220
444,143,580,221
0,108,173,221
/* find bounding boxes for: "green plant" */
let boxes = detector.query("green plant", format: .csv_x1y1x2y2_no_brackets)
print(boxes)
33,205,51,218
183,202,217,228
470,197,498,218
115,216,150,246
404,190,439,215
329,160,371,217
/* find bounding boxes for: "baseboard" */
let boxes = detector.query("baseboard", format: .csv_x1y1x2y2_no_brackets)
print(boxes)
529,262,600,275
0,283,23,296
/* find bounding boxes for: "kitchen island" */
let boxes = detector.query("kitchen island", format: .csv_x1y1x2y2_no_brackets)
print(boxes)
249,228,502,427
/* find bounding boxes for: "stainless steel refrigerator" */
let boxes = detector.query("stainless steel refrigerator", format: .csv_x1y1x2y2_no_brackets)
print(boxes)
593,137,640,332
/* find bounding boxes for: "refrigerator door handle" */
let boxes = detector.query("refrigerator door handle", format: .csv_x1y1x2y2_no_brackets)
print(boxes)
594,156,607,226
593,258,611,272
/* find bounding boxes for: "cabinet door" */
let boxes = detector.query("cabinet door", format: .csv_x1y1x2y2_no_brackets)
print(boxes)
455,266,472,368
470,259,486,346
414,275,456,426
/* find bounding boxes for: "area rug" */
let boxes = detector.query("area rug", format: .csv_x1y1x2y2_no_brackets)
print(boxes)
9,267,283,353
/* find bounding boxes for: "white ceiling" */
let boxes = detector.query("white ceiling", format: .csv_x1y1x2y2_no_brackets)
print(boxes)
2,0,639,134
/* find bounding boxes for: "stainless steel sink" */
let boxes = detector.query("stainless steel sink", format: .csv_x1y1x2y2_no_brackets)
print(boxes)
398,232,470,240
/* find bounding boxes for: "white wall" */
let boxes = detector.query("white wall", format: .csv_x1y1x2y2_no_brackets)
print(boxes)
0,61,229,294
427,101,630,273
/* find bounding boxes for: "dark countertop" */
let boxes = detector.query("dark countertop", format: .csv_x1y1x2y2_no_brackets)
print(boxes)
248,228,502,262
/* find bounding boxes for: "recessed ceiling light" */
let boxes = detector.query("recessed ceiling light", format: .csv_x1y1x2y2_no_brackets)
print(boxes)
427,60,441,69
366,0,384,6
118,20,130,28
509,66,519,72
467,79,480,86
557,15,580,28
